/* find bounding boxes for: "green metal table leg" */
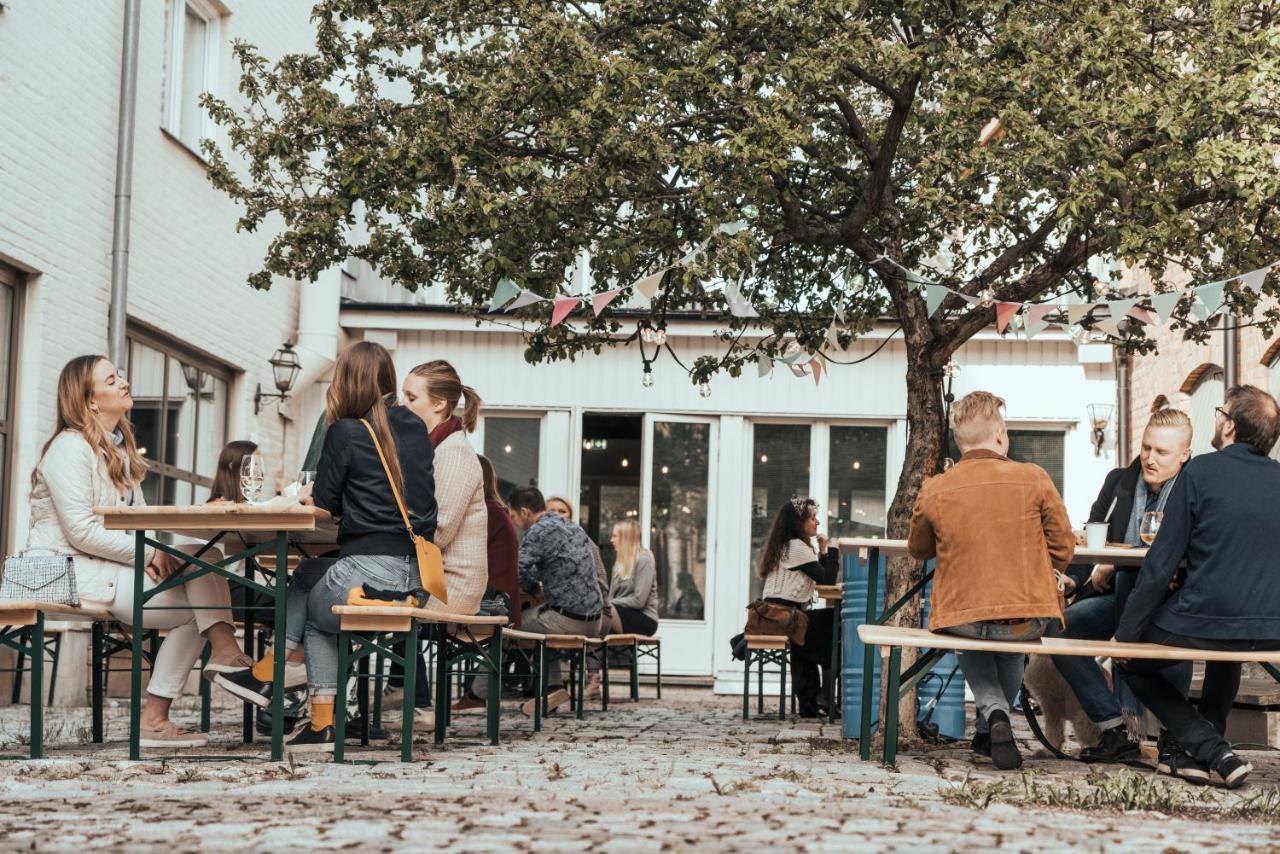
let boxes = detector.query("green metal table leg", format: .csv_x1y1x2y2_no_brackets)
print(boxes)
271,532,288,761
199,643,211,733
859,548,880,761
30,614,44,759
435,631,449,744
532,642,544,732
630,645,639,702
576,648,586,720
373,641,385,733
828,599,842,723
334,630,349,764
91,621,104,743
401,625,416,762
129,531,146,761
884,646,902,766
655,644,661,699
487,630,502,745
601,645,610,711
742,651,751,720
778,650,787,721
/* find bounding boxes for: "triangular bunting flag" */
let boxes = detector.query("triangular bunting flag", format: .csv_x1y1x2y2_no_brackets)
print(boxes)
550,296,579,327
1195,280,1228,316
633,270,664,302
1067,304,1096,326
1239,264,1273,294
995,302,1021,334
1110,299,1138,325
487,278,521,312
591,288,624,317
1094,313,1120,337
505,289,546,311
810,354,825,386
788,362,809,378
835,306,847,324
757,356,773,379
925,285,948,316
1025,304,1056,339
716,221,748,236
957,292,983,306
725,277,759,318
781,347,809,365
678,240,707,267
1128,307,1159,326
1149,291,1181,323
826,322,841,350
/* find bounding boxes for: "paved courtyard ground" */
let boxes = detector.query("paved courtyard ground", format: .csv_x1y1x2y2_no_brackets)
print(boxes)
1,687,1279,851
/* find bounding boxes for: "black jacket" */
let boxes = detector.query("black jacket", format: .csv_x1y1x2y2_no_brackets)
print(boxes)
1117,442,1280,642
313,406,438,557
1065,459,1142,595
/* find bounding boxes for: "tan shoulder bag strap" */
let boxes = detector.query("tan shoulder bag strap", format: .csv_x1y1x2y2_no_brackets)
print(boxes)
359,419,448,604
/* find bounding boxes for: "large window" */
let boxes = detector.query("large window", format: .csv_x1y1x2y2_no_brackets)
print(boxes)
748,423,811,600
126,329,230,505
827,426,888,540
649,421,711,621
947,429,1066,494
482,415,541,500
162,0,223,154
1188,367,1225,457
0,265,20,557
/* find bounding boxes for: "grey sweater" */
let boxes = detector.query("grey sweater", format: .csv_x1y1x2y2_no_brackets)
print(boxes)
608,551,660,623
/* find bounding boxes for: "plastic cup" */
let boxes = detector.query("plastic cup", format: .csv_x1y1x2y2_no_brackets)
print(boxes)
1085,522,1108,550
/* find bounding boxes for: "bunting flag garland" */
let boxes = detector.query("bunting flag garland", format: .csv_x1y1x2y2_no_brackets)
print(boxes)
788,362,809,378
835,306,847,324
995,302,1020,334
724,277,759,318
1094,313,1120,338
757,356,773,378
487,278,521,312
1067,304,1095,326
1110,298,1139,325
1239,263,1273,294
1195,280,1228,315
1025,304,1056,339
591,288,624,316
550,296,579,327
504,289,546,311
810,353,826,386
716,221,748,236
633,270,664,301
1149,291,1182,323
826,321,842,349
1128,307,1159,326
925,284,947,316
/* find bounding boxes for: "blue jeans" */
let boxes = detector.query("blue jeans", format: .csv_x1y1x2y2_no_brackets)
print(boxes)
284,554,415,695
1049,592,1192,729
941,618,1052,732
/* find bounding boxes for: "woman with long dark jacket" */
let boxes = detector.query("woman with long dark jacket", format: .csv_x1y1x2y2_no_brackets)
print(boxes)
757,498,840,717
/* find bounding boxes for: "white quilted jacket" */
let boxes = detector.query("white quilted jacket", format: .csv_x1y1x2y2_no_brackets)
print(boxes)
430,432,488,615
25,430,153,603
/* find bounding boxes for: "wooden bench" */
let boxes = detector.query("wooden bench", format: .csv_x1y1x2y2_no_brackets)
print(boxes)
743,634,790,721
857,624,1280,765
635,635,661,699
330,604,507,761
0,601,113,758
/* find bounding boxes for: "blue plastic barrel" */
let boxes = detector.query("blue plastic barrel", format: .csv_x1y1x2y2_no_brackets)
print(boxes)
841,548,885,739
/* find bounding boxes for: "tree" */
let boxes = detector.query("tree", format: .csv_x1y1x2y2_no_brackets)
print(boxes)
204,0,1280,744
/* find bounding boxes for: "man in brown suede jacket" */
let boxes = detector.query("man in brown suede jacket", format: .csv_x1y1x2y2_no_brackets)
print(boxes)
908,391,1075,770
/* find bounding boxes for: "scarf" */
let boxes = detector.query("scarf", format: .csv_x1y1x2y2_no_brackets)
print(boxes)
1123,472,1178,546
429,416,463,448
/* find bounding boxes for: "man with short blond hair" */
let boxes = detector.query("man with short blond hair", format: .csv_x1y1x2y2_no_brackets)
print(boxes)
909,391,1076,770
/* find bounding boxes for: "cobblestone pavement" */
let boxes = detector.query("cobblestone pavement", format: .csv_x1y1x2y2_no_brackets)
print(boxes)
1,688,1279,851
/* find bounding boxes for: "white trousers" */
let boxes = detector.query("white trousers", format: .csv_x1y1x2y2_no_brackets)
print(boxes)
107,564,234,699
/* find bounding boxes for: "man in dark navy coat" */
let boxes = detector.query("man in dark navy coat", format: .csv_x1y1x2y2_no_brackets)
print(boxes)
1116,385,1280,789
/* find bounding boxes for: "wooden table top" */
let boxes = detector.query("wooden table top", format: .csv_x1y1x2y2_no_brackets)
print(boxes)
835,537,1147,567
98,503,323,533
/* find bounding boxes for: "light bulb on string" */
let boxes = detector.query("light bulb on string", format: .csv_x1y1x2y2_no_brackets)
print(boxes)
1070,324,1091,345
698,379,712,398
640,326,656,345
652,327,667,346
642,363,654,388
978,288,996,309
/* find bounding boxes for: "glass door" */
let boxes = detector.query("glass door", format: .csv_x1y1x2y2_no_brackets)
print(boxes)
641,414,717,675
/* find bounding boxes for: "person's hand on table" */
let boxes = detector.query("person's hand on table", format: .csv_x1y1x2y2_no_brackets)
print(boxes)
1089,563,1116,592
297,482,315,506
1062,575,1077,597
817,534,829,554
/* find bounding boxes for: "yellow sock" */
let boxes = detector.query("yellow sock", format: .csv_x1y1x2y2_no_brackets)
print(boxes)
310,698,335,731
250,652,275,682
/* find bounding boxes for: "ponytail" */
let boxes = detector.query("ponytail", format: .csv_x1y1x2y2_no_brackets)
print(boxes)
459,385,482,433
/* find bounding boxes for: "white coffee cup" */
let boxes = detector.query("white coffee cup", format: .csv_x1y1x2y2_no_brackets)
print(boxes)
1085,522,1108,550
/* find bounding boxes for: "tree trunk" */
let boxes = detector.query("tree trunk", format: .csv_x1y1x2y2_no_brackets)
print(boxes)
877,340,946,752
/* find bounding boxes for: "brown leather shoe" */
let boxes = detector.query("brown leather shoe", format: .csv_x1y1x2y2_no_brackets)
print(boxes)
139,720,208,749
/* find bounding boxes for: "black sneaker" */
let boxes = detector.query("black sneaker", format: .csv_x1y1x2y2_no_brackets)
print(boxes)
971,732,992,757
1213,751,1252,789
1079,724,1140,764
987,710,1022,770
213,669,274,709
255,689,308,736
286,725,335,754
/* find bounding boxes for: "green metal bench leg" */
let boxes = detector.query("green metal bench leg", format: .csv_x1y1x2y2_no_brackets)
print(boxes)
334,630,350,763
30,614,45,759
883,646,902,766
630,645,639,702
576,648,586,720
487,631,502,746
270,532,289,761
601,646,610,712
434,632,449,744
655,645,661,699
742,650,751,720
532,642,544,732
757,655,765,715
357,652,370,747
46,631,61,706
859,549,881,761
778,651,787,721
400,625,416,762
199,643,212,733
91,621,104,743
828,599,841,723
10,628,23,705
373,641,386,732
128,531,146,760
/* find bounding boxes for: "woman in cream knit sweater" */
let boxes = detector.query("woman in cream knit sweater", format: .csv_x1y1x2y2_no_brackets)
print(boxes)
402,360,488,615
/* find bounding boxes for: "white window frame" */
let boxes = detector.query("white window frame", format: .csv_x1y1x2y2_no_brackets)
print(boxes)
163,0,225,157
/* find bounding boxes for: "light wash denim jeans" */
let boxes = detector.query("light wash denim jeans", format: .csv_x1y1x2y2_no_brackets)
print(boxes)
941,618,1052,734
284,554,415,696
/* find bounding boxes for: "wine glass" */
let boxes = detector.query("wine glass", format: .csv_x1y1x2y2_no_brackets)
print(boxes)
1139,511,1163,546
298,470,316,489
239,454,266,504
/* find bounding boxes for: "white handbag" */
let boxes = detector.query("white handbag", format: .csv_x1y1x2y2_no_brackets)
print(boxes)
0,549,80,606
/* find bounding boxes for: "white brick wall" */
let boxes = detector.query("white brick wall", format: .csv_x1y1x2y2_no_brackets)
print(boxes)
0,0,326,547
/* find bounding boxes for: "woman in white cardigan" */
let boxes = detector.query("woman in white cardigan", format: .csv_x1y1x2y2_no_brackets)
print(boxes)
401,360,488,616
27,356,249,747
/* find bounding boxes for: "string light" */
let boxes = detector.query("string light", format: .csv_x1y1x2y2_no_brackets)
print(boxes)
978,287,996,309
698,380,712,398
642,362,654,388
652,327,667,346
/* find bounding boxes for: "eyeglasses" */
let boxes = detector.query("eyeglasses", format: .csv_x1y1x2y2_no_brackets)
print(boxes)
1215,406,1233,421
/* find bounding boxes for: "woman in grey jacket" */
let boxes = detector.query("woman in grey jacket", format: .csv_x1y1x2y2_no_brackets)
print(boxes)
606,520,659,637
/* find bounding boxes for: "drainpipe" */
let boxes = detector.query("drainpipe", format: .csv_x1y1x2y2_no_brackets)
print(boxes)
1115,350,1131,463
284,266,343,408
108,0,142,365
1223,311,1239,395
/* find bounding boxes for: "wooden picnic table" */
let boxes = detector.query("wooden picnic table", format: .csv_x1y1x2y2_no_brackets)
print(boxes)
98,503,325,760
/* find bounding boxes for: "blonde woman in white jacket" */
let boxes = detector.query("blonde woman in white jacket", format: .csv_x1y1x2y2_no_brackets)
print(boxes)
26,356,249,747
